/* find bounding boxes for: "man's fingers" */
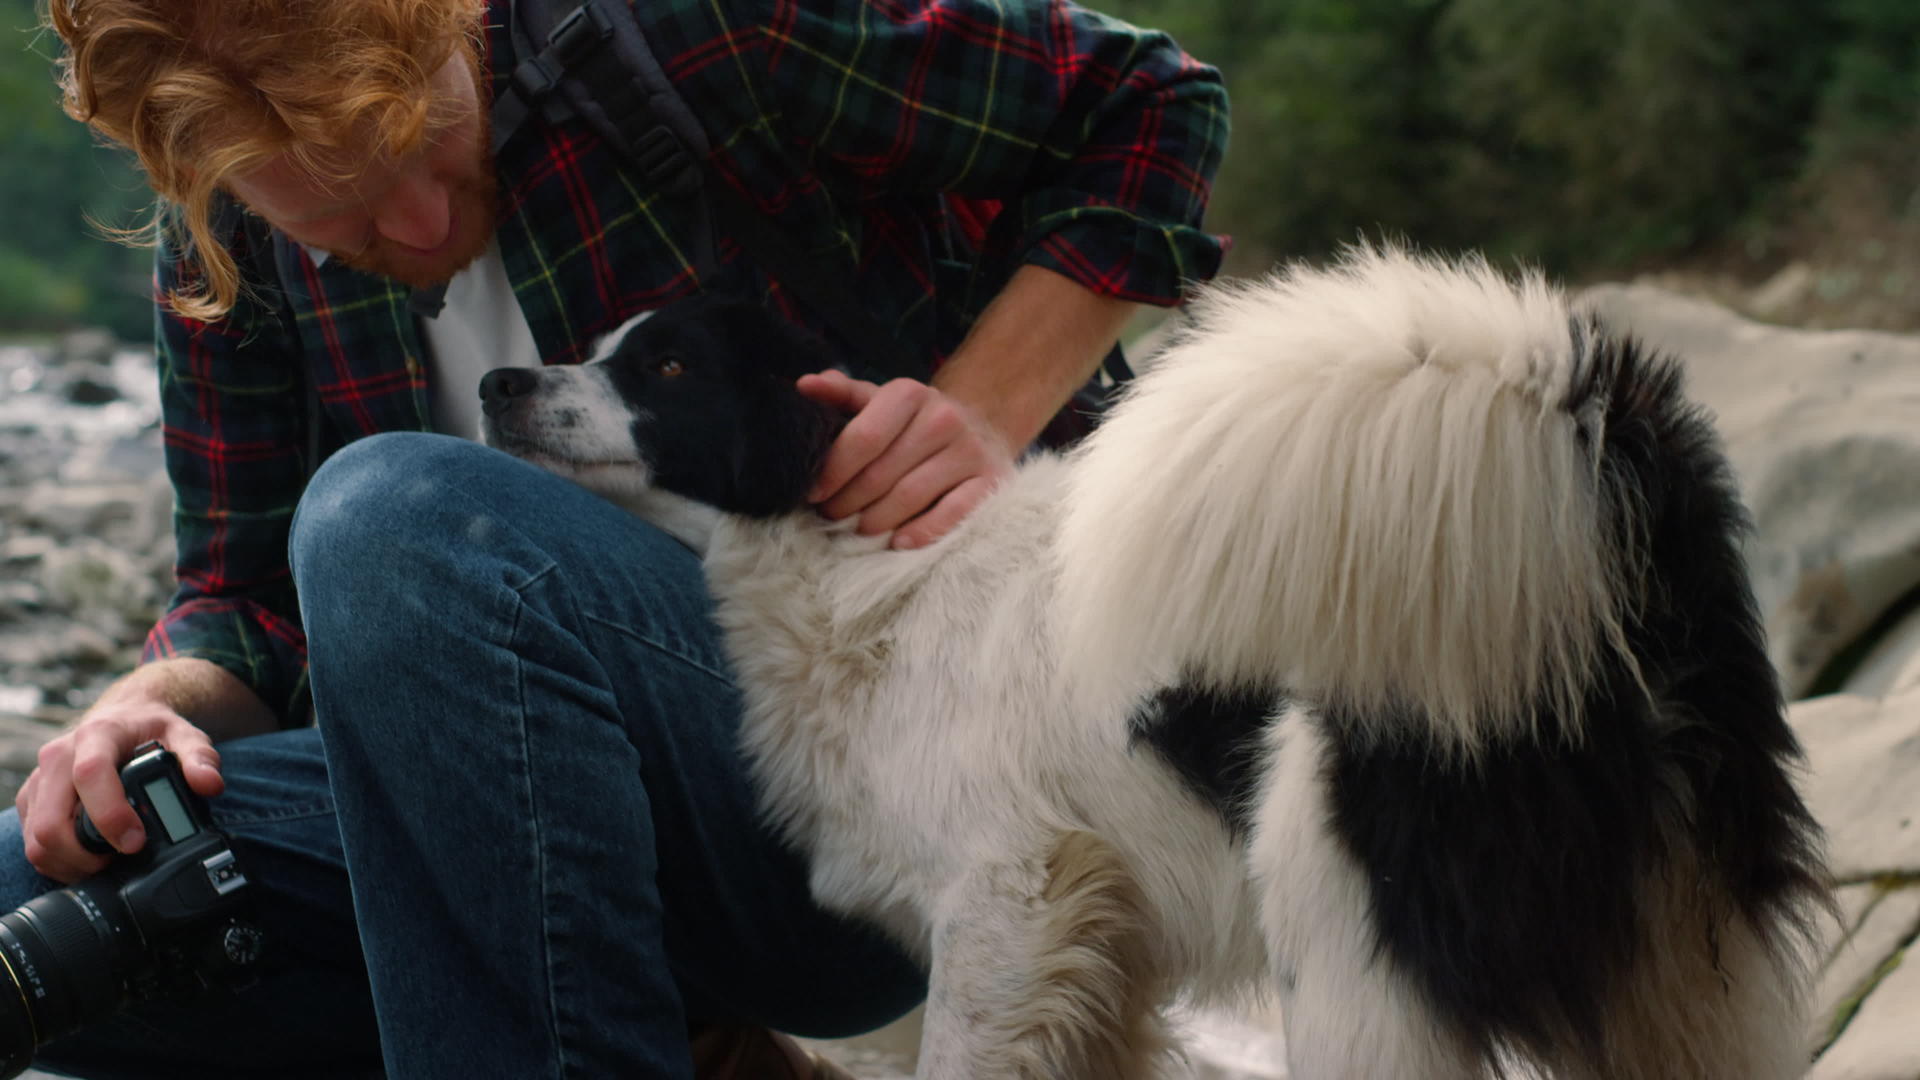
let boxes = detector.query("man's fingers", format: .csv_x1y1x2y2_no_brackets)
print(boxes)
850,444,976,536
183,744,226,798
794,370,878,415
68,728,142,855
13,678,227,884
809,379,925,507
798,373,1013,543
159,722,225,798
21,769,105,884
822,394,968,524
891,476,997,550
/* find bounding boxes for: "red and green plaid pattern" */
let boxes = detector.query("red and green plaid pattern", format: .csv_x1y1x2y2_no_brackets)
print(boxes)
145,0,1230,719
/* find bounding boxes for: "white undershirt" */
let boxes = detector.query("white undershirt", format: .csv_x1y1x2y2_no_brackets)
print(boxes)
307,239,540,439
419,238,541,440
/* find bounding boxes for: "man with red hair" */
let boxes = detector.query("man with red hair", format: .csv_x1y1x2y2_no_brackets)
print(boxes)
7,0,1226,1074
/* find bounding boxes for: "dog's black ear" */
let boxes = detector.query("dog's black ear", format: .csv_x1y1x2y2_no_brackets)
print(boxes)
746,304,855,384
711,303,859,515
637,294,859,516
711,303,850,515
719,375,846,516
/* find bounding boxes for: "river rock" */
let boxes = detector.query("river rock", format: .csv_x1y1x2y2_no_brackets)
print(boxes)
38,539,163,636
53,328,118,369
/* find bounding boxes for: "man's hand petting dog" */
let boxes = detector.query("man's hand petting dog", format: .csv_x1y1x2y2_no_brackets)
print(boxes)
797,370,1015,550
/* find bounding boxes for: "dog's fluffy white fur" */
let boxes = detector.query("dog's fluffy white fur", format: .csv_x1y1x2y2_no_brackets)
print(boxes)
481,248,1828,1079
1060,257,1627,744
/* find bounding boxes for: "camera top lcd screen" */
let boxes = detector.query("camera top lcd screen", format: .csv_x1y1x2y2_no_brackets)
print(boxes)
143,778,199,844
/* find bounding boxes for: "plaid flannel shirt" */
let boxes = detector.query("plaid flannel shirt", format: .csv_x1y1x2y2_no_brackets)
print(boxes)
145,0,1230,720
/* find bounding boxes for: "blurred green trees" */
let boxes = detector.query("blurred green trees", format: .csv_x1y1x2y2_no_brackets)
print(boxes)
0,0,151,339
1102,0,1876,274
1816,0,1920,148
0,0,1915,337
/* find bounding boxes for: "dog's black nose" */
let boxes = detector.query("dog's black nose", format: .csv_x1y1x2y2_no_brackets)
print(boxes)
479,368,539,416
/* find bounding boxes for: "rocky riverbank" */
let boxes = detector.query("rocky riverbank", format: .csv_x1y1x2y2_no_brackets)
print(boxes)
0,330,171,798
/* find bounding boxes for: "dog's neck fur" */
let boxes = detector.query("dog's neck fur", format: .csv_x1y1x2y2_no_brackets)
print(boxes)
615,488,725,554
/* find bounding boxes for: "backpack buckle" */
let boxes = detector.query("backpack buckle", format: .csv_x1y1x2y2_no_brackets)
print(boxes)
506,2,615,112
620,122,702,197
547,2,616,65
509,54,564,103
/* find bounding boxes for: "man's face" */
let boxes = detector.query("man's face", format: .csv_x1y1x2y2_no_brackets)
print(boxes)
226,48,497,288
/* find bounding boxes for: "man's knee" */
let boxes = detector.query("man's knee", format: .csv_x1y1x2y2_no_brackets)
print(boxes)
290,431,475,577
289,433,508,701
288,432,548,625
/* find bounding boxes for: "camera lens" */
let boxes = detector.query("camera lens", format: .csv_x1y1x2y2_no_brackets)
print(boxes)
0,942,30,1079
0,883,134,1073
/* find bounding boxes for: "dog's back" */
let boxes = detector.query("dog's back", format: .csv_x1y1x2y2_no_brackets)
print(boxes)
1060,248,1829,1078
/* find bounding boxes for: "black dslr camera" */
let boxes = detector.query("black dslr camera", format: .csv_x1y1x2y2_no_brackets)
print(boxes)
0,742,263,1077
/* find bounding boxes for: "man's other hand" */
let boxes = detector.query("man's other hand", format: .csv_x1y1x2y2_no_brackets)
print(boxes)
796,370,1016,550
14,659,253,883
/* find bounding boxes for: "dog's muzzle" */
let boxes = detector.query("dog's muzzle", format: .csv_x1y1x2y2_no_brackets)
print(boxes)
479,367,540,417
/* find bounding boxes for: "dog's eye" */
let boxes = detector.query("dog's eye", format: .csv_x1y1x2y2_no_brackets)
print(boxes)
652,355,686,378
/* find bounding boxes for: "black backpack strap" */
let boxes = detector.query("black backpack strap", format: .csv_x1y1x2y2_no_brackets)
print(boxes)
494,0,928,381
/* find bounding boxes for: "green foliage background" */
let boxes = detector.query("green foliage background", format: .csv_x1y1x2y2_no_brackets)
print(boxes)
0,0,1914,338
0,0,152,339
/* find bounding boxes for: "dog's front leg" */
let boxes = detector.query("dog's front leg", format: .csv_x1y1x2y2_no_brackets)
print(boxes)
914,830,1173,1080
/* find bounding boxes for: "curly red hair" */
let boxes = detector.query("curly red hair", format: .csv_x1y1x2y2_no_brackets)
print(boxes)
45,0,486,320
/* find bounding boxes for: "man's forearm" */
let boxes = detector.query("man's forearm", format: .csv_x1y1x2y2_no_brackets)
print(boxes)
92,657,281,743
933,264,1142,451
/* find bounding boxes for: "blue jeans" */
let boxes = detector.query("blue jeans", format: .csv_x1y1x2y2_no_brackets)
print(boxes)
0,432,924,1078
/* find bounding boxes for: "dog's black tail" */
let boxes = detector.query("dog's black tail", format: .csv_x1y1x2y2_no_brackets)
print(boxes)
1059,248,1828,1077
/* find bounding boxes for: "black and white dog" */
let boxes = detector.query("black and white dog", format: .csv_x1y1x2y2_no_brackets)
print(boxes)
479,249,1829,1079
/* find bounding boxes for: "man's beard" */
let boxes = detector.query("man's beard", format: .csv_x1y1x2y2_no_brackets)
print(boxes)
324,166,499,289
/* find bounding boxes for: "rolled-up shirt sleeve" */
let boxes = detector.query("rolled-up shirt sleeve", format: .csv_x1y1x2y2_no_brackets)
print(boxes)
750,0,1230,305
142,217,312,723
